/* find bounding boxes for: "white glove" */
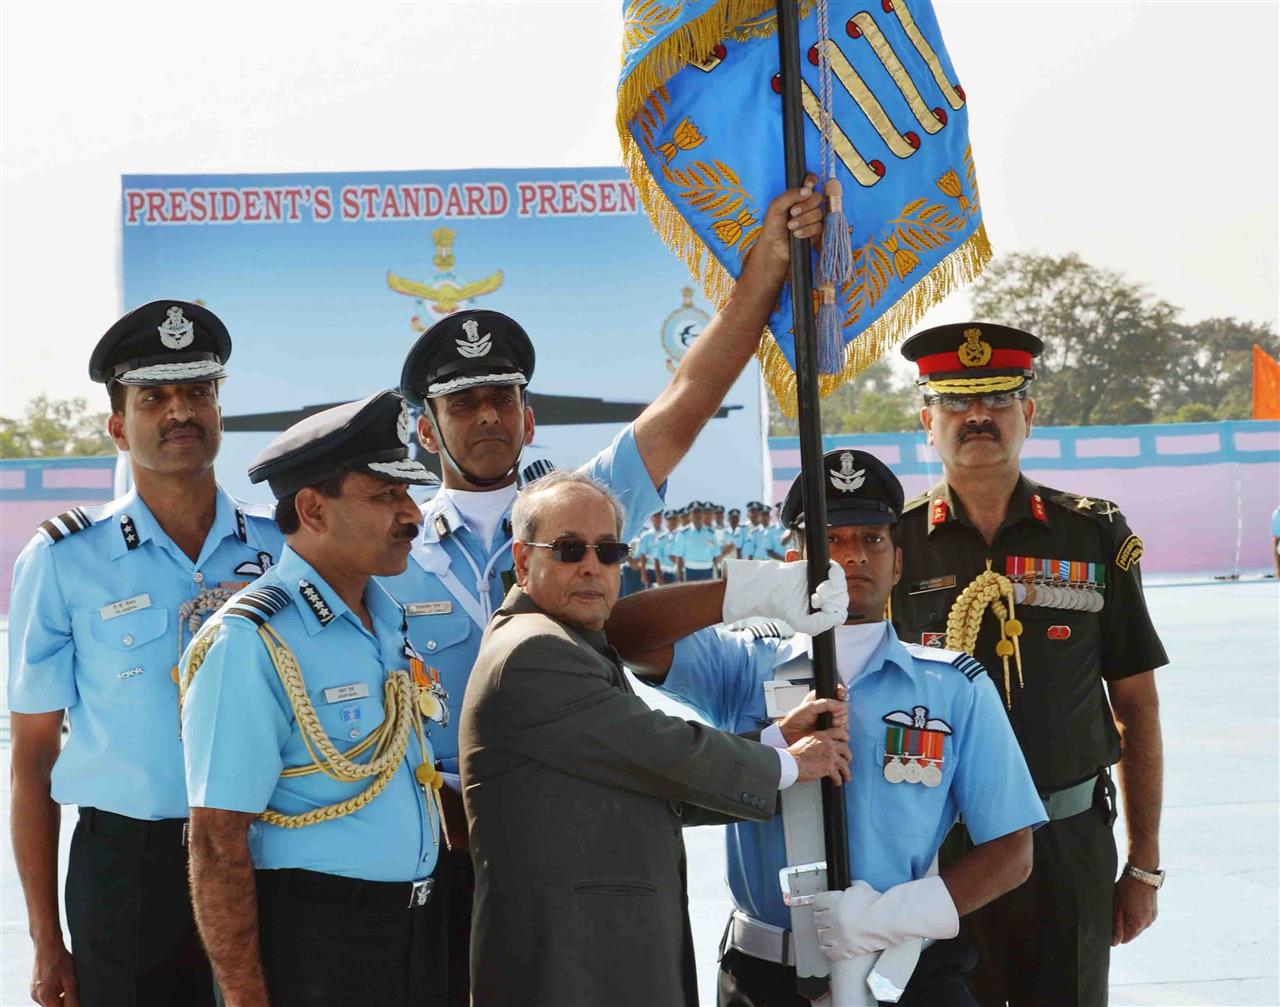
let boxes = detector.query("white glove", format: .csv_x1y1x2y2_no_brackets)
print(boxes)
813,876,958,961
721,558,848,635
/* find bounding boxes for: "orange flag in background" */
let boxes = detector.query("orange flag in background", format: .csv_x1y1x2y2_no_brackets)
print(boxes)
1253,344,1280,419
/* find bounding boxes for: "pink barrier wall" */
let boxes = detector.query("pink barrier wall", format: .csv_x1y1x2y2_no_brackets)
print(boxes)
769,420,1279,575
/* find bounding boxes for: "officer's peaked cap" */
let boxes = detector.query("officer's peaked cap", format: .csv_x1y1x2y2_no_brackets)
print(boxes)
250,389,439,499
90,300,231,386
399,309,535,407
781,449,903,530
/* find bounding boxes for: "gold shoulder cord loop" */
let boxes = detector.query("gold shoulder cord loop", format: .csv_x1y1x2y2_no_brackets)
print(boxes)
944,561,1023,709
179,621,443,843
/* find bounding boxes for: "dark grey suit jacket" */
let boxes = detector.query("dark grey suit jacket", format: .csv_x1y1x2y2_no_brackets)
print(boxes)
459,588,781,1006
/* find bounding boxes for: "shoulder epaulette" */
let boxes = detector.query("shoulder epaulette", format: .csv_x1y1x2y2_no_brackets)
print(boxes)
521,458,558,485
741,620,793,641
37,507,94,544
902,491,931,515
950,652,987,681
1045,488,1124,525
902,642,986,681
236,500,276,520
222,586,293,627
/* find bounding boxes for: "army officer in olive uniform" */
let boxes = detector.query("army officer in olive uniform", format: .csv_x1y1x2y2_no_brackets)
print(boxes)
892,323,1169,1007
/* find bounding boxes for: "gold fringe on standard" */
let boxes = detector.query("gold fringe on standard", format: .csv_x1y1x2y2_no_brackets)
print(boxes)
759,222,992,416
618,0,776,129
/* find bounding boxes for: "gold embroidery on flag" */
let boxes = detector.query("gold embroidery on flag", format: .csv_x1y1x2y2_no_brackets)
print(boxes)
845,15,944,136
799,80,883,186
887,1,965,111
661,160,762,256
623,0,682,56
658,119,706,162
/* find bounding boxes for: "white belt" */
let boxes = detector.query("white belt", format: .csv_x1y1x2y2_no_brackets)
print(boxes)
684,560,715,571
727,910,794,967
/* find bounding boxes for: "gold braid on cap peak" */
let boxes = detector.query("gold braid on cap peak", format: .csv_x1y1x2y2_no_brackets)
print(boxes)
924,374,1028,395
180,622,444,842
944,562,1023,708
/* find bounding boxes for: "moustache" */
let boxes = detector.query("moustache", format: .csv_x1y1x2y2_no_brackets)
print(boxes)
392,523,421,543
958,423,1000,444
161,420,205,439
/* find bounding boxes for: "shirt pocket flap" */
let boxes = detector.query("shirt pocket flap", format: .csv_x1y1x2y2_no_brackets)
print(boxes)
412,615,471,655
88,607,169,651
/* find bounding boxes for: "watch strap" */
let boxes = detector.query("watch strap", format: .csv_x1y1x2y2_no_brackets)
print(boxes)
1123,862,1165,889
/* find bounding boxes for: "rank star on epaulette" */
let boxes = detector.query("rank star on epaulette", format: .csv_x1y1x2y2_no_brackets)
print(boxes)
119,514,140,549
1030,493,1047,523
298,580,335,625
1075,496,1095,511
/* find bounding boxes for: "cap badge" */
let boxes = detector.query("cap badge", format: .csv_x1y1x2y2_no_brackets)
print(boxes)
396,401,413,446
957,327,992,368
157,306,195,350
829,451,866,492
456,318,492,359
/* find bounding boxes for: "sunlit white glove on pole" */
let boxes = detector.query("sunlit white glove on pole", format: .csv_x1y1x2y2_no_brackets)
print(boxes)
722,558,848,635
813,876,958,961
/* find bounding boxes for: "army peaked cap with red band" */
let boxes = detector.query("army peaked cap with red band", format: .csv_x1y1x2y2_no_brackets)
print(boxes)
901,322,1043,395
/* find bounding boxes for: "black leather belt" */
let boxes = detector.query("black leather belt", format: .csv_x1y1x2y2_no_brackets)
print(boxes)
80,807,188,848
256,867,434,910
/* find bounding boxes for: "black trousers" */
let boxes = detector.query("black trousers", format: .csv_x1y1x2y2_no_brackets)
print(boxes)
430,844,474,1007
65,807,214,1007
952,796,1118,1007
254,868,441,1007
718,940,978,1007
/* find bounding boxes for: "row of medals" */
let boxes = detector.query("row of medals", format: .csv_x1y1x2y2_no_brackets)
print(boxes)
1010,579,1104,613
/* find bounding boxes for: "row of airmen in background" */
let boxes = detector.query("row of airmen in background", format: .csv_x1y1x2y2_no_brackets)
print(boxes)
626,500,787,590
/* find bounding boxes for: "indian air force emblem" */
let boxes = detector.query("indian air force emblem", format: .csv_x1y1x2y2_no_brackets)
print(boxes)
157,306,194,350
882,706,952,787
829,451,866,493
455,318,491,359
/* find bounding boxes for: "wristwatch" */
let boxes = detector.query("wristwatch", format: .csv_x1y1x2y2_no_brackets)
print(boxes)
1123,862,1166,889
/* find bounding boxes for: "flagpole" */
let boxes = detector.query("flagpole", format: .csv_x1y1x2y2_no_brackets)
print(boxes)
775,0,851,894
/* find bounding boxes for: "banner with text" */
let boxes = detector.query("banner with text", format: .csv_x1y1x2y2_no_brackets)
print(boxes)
121,167,764,509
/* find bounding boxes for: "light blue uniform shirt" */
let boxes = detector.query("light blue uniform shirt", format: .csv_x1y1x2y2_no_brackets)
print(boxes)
378,422,663,764
636,527,661,562
723,524,747,556
182,546,440,883
740,525,764,560
655,624,1046,929
7,486,281,821
679,524,721,570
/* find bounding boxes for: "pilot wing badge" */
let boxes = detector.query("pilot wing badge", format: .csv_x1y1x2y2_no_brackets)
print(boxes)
456,318,492,359
882,705,952,787
830,451,865,492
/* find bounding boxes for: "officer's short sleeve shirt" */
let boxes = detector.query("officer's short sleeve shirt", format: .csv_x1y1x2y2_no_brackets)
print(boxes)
182,546,440,882
7,486,282,820
654,624,1045,928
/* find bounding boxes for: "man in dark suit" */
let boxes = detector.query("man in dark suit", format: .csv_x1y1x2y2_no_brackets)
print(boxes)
460,471,851,1006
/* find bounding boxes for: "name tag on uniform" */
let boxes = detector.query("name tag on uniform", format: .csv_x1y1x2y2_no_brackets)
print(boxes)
323,682,370,705
907,576,956,596
404,601,453,617
100,594,152,620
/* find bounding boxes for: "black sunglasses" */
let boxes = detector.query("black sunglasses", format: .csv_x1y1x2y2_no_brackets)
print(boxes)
524,538,631,565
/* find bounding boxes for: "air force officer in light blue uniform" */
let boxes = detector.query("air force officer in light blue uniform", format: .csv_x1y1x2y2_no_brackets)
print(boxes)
181,390,445,1007
8,301,279,1007
607,450,1046,1007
